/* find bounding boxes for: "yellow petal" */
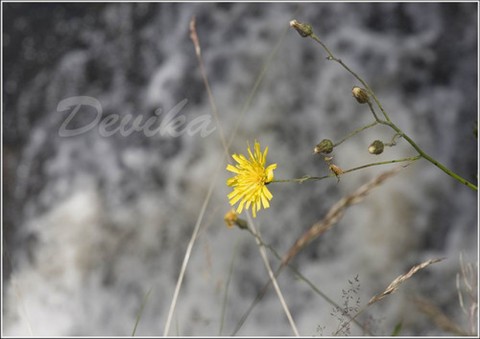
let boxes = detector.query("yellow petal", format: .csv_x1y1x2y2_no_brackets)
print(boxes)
226,164,240,174
261,193,270,209
262,186,273,200
247,144,254,161
226,177,237,186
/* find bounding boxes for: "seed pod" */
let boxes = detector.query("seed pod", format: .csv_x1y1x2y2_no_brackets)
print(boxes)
368,140,384,155
314,139,334,154
352,86,369,104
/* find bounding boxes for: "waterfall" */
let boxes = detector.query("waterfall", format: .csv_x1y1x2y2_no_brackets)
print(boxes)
3,3,477,335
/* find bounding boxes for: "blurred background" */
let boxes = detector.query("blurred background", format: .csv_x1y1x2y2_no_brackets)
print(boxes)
3,2,478,336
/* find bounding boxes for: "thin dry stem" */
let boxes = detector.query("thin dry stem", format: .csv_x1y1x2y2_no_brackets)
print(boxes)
190,17,229,155
246,213,300,336
164,17,232,335
162,155,225,336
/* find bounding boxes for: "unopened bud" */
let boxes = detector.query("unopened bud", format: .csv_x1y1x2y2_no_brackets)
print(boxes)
352,86,369,104
314,139,334,154
368,140,384,155
224,210,248,230
290,19,313,38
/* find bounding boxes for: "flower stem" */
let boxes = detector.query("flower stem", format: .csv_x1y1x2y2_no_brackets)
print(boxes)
272,175,328,183
272,156,421,184
381,120,478,191
334,120,378,147
343,155,421,174
305,30,477,191
310,33,392,123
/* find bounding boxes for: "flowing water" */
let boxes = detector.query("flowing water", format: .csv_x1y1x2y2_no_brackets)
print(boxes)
3,3,478,336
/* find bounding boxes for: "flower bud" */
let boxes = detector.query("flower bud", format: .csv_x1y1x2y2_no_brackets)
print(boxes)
290,20,313,38
352,86,369,104
368,140,384,155
314,139,334,154
224,210,248,230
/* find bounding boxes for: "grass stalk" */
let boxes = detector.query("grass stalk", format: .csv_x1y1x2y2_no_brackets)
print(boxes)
218,240,240,335
245,213,300,336
162,155,224,336
132,287,153,336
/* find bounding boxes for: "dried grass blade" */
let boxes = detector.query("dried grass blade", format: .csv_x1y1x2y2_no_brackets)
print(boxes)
368,258,445,305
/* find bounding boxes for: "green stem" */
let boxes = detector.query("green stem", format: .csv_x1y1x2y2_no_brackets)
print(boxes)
310,33,392,122
334,120,378,147
272,156,421,184
272,175,329,183
367,101,383,123
384,132,402,147
343,155,421,174
380,121,478,191
307,31,477,191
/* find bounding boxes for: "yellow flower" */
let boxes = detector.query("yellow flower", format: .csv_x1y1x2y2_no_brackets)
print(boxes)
226,141,277,217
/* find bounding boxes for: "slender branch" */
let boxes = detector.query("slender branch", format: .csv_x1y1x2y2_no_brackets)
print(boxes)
311,33,392,123
379,120,477,190
333,120,378,147
272,155,421,184
272,175,329,184
384,132,402,147
342,155,421,175
302,28,477,191
366,100,383,123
